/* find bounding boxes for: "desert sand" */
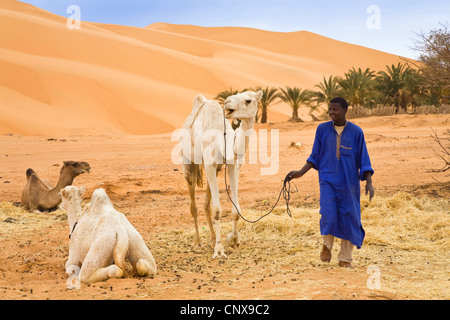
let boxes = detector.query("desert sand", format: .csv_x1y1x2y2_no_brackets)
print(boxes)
0,0,406,136
0,114,449,300
0,0,449,301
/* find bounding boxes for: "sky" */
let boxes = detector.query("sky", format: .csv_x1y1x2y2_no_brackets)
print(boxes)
20,0,450,59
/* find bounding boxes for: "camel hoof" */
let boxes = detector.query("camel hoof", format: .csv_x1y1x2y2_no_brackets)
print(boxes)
194,242,203,249
192,238,203,249
107,265,124,279
136,259,157,277
212,243,227,259
227,233,240,248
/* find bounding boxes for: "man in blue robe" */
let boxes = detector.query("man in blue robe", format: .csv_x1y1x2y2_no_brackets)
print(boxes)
285,97,374,268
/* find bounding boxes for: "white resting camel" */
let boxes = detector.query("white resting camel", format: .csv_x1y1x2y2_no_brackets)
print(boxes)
181,90,262,258
60,186,157,284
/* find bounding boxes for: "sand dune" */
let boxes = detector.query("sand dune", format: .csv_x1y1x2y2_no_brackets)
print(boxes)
0,0,406,136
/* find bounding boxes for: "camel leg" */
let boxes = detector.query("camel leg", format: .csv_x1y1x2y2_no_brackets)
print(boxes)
79,239,123,284
226,163,241,248
135,259,156,277
84,265,124,284
65,249,81,274
204,182,216,247
128,236,157,277
204,164,226,259
28,201,41,214
183,163,201,247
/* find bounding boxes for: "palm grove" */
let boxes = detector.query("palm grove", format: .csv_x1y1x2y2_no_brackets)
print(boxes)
215,24,449,123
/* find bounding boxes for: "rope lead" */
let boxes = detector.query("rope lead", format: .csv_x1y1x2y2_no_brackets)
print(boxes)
223,111,293,223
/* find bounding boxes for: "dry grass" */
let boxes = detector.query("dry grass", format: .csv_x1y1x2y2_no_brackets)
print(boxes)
0,202,66,240
152,192,449,299
346,104,450,119
358,192,449,299
1,192,448,299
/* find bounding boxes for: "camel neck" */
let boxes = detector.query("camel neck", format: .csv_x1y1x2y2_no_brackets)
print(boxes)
239,119,255,133
232,118,255,160
43,168,76,209
67,201,82,234
55,168,75,190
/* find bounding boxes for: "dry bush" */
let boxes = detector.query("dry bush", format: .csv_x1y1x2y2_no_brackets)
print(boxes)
346,104,450,119
428,128,450,173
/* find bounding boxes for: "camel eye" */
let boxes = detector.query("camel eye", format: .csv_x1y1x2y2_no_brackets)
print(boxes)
245,99,252,105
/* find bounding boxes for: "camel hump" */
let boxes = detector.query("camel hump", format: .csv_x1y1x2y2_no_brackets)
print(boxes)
89,188,114,213
193,94,206,106
26,168,37,178
191,94,206,113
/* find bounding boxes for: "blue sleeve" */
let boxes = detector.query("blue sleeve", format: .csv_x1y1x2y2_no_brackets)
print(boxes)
307,125,322,170
358,131,374,181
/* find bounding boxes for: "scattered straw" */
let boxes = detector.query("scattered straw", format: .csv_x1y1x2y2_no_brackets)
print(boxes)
1,192,448,299
0,201,66,240
157,192,449,299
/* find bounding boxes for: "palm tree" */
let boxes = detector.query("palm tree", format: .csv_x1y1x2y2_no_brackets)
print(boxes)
215,87,242,104
337,67,376,107
376,63,423,112
314,75,341,105
279,86,314,121
249,86,281,123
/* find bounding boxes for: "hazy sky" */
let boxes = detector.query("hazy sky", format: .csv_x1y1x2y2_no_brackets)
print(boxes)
20,0,450,59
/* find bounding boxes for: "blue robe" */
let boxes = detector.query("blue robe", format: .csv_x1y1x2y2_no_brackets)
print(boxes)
307,121,373,248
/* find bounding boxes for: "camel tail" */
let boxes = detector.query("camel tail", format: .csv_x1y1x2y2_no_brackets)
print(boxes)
182,163,203,189
195,164,203,189
113,227,129,278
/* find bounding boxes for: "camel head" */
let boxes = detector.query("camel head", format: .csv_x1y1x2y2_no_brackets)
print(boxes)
60,186,85,231
62,161,91,177
59,185,85,211
223,90,263,121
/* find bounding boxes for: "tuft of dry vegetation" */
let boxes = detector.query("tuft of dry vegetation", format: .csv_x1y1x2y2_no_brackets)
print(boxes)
346,104,450,119
1,192,448,299
149,192,449,299
0,202,66,240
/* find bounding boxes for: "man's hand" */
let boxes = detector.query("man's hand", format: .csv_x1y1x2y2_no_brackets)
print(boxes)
285,162,314,184
285,170,303,183
364,171,374,201
365,181,375,201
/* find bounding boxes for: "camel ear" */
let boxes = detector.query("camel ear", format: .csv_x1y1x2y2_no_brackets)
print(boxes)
255,90,263,102
79,186,85,197
60,189,67,198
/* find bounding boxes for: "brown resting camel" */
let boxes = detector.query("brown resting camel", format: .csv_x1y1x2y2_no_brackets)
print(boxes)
21,161,91,213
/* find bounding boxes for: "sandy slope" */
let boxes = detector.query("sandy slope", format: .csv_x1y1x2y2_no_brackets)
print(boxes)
0,0,406,136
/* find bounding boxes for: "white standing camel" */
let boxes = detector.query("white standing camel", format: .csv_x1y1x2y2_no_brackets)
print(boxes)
181,91,262,258
60,186,157,284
